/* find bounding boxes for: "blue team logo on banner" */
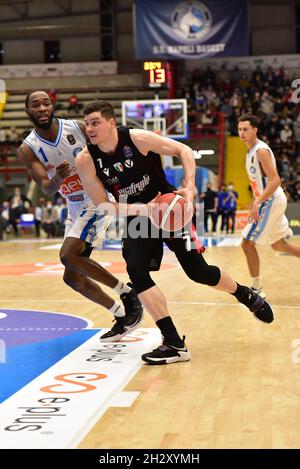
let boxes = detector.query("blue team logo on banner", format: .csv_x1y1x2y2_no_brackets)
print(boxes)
135,0,248,59
171,1,212,41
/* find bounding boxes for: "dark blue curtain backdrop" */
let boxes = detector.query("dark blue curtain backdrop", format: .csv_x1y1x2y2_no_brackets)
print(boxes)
135,0,248,59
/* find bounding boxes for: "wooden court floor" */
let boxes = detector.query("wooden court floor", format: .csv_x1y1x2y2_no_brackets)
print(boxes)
0,237,300,449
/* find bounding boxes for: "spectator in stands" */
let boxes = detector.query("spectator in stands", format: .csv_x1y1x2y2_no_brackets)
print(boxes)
203,66,216,86
68,94,82,114
219,64,230,83
34,197,44,238
285,136,296,159
8,194,22,236
9,186,31,211
200,182,218,234
219,98,232,119
280,125,293,143
224,183,238,234
251,92,261,115
200,109,214,133
48,88,58,106
251,65,265,91
293,118,300,153
265,66,276,89
260,90,274,115
48,88,63,111
0,201,10,238
217,185,228,234
60,199,68,227
41,200,56,238
52,197,65,236
186,64,299,202
0,126,6,146
238,73,250,91
294,181,300,202
7,126,20,146
8,187,31,236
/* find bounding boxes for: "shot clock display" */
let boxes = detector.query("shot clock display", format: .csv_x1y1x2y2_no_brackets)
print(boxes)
143,61,172,88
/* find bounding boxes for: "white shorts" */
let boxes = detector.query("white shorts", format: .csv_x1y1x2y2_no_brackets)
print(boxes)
64,204,112,248
242,192,293,245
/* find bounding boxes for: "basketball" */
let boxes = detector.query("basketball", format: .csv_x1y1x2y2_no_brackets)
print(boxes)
150,192,192,231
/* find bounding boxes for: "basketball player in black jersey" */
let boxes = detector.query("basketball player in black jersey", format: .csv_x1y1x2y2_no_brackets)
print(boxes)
76,101,275,366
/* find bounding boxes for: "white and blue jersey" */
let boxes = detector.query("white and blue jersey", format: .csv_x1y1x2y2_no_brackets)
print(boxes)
243,139,292,245
24,118,112,246
245,139,283,199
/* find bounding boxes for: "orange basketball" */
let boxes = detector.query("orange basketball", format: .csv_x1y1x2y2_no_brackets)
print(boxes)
150,193,192,231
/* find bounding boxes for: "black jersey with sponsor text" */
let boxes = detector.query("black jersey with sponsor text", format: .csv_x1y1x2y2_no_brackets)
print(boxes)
87,127,175,204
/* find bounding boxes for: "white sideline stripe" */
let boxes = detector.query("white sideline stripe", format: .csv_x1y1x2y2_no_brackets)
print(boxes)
40,243,62,250
108,391,140,407
0,328,160,449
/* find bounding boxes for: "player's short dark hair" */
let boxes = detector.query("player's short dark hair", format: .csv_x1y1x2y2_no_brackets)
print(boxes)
25,93,32,108
238,113,259,128
83,101,115,120
25,90,50,108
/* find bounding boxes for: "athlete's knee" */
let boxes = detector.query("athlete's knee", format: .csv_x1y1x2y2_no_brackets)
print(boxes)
187,264,221,286
63,270,85,292
242,238,254,254
60,249,77,268
126,263,155,294
60,238,84,267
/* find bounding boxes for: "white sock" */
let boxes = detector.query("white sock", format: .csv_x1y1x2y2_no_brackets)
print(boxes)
108,302,125,317
251,276,261,290
113,280,131,296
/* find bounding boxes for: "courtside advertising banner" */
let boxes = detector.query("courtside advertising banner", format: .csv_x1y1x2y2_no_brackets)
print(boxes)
135,0,248,59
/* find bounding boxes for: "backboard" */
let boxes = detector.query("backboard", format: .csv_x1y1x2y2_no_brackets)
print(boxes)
121,98,188,139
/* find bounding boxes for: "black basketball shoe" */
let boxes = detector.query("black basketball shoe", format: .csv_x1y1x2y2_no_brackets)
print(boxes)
244,288,274,323
141,336,191,365
121,283,144,330
100,316,129,342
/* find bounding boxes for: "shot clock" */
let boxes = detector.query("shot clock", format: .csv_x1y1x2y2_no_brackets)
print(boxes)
143,61,172,88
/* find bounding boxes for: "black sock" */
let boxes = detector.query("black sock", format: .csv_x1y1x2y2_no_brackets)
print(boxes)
231,283,253,306
156,317,183,347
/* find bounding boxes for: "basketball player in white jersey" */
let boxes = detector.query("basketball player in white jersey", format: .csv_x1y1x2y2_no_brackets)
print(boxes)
17,91,143,341
238,114,300,297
